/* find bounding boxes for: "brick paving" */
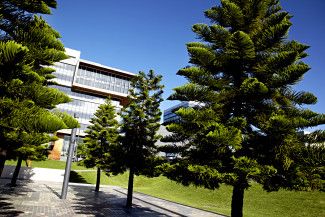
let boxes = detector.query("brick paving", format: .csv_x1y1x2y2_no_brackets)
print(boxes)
0,179,226,217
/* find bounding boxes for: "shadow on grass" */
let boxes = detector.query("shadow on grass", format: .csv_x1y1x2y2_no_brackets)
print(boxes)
69,170,89,184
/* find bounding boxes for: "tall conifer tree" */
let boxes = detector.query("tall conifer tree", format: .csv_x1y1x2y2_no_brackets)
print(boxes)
161,1,325,216
0,0,78,177
0,41,75,176
116,70,164,208
80,98,119,192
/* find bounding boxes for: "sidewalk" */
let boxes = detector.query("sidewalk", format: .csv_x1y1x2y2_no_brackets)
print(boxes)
1,165,65,182
0,179,226,217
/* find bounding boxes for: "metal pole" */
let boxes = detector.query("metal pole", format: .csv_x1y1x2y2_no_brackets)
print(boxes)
61,127,77,199
74,127,81,162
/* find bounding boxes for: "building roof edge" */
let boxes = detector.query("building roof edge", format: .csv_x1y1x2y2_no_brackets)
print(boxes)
79,59,136,76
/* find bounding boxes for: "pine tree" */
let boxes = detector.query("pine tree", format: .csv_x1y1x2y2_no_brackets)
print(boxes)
9,133,52,186
161,1,325,216
0,0,77,177
8,110,78,185
0,41,70,176
81,98,119,192
0,0,58,39
116,70,164,208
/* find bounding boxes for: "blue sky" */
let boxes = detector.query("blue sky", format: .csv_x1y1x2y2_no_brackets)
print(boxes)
46,0,325,129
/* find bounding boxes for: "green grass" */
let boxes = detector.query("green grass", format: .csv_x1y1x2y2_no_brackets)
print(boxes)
5,159,93,170
5,160,324,217
76,171,325,217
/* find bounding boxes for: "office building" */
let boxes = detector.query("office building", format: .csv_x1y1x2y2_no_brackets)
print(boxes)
48,48,135,160
158,101,202,160
163,101,201,124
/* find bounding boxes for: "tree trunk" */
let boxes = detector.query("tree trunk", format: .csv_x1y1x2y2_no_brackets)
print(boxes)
231,183,245,217
0,148,7,177
26,159,32,167
11,155,23,186
95,167,101,192
126,166,135,209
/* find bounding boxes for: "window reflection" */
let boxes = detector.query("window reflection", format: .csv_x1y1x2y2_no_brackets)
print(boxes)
51,85,120,131
51,62,76,84
75,65,131,94
50,62,129,132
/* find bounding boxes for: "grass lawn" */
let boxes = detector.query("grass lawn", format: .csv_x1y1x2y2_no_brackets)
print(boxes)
76,171,324,217
4,160,324,217
4,159,93,170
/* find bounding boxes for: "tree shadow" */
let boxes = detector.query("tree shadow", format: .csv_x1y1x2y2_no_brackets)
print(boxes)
0,197,24,216
0,179,34,216
114,189,188,217
1,165,35,180
69,184,174,216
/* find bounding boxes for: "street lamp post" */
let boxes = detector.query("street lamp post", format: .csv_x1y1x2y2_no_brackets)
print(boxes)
61,115,78,199
95,138,103,192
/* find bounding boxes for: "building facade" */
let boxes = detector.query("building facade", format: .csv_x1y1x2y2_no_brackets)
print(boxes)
48,48,135,160
157,101,202,160
163,101,200,124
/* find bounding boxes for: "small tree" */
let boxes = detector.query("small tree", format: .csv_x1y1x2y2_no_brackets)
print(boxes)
161,1,325,217
81,98,119,192
115,70,164,208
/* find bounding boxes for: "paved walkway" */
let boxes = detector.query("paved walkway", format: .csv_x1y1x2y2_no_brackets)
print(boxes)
2,166,66,182
0,179,226,217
